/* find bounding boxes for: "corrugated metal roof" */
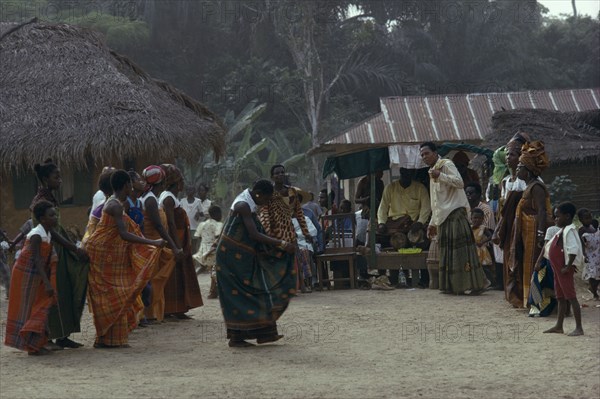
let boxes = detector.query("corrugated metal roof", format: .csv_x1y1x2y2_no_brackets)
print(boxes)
317,88,600,153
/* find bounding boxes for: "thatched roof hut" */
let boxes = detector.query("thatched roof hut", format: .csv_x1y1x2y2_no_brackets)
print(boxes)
486,109,600,163
0,20,226,173
486,108,600,211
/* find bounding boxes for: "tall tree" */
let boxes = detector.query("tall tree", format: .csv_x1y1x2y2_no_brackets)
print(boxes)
266,0,401,184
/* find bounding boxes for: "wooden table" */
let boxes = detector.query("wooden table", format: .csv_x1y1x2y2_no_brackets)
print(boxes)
364,251,428,287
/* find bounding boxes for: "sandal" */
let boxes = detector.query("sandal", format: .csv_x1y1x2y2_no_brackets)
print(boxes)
44,341,64,351
56,337,84,348
257,334,284,344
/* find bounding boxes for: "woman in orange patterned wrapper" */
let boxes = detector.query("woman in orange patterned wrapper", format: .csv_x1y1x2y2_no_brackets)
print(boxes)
160,163,203,319
508,141,553,310
86,170,166,348
5,201,58,355
140,165,181,323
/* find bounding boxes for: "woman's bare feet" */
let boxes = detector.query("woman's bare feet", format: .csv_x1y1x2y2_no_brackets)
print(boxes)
28,347,52,356
543,326,564,334
93,343,131,349
567,328,584,336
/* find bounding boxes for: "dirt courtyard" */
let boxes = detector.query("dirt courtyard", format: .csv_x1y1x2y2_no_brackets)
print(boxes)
1,274,599,399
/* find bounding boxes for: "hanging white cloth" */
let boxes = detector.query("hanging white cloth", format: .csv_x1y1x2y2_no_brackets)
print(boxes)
388,145,427,169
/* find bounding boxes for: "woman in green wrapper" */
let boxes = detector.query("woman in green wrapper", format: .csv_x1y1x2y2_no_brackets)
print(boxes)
30,159,89,349
216,180,296,348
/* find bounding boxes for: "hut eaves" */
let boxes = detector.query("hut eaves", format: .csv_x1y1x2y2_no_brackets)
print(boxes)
0,21,226,173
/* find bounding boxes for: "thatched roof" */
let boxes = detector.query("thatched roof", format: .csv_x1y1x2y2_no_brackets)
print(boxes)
486,108,600,163
0,20,226,173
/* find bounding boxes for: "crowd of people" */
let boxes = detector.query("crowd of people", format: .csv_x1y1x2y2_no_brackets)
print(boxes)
2,161,208,354
349,139,595,337
1,135,599,353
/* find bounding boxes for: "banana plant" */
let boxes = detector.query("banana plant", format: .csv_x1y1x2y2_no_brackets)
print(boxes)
181,99,311,206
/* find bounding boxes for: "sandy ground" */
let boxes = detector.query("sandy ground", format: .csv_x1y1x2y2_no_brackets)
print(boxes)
0,274,599,399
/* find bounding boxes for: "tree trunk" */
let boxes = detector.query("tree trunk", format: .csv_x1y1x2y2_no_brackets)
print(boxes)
572,0,578,17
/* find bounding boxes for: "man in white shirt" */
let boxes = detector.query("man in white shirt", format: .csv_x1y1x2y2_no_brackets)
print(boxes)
197,183,212,222
181,185,202,258
420,142,488,295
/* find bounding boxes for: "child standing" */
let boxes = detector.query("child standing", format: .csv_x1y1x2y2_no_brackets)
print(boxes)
471,208,494,286
0,229,11,298
293,213,319,293
5,201,59,355
193,205,223,298
181,185,202,261
543,202,585,336
577,208,600,300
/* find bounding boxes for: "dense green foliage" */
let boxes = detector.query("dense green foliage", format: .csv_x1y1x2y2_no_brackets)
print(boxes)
3,0,598,200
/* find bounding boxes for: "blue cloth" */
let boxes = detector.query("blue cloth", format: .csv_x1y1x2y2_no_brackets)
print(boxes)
141,283,152,307
127,197,144,231
528,258,556,317
302,207,324,252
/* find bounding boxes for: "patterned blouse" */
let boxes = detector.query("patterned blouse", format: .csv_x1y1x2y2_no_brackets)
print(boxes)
258,186,310,243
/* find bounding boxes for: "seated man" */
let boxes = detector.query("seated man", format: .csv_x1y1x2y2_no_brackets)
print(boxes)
377,168,431,287
452,151,479,186
354,170,384,218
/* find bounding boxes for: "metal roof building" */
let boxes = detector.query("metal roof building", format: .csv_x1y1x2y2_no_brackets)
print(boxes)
314,88,600,154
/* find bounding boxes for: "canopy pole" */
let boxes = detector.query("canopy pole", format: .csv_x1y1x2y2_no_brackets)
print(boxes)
369,172,377,269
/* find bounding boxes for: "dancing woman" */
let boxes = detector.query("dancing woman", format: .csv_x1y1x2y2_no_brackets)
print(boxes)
216,180,296,347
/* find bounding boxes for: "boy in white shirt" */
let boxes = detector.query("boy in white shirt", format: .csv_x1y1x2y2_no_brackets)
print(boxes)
543,202,584,336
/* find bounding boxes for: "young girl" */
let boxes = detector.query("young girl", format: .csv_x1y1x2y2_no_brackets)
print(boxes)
543,202,584,336
5,201,59,355
193,205,224,299
578,208,600,300
293,211,318,293
31,159,88,349
471,208,493,283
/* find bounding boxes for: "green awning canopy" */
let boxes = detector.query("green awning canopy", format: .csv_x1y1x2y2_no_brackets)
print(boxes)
322,143,492,180
322,148,390,179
